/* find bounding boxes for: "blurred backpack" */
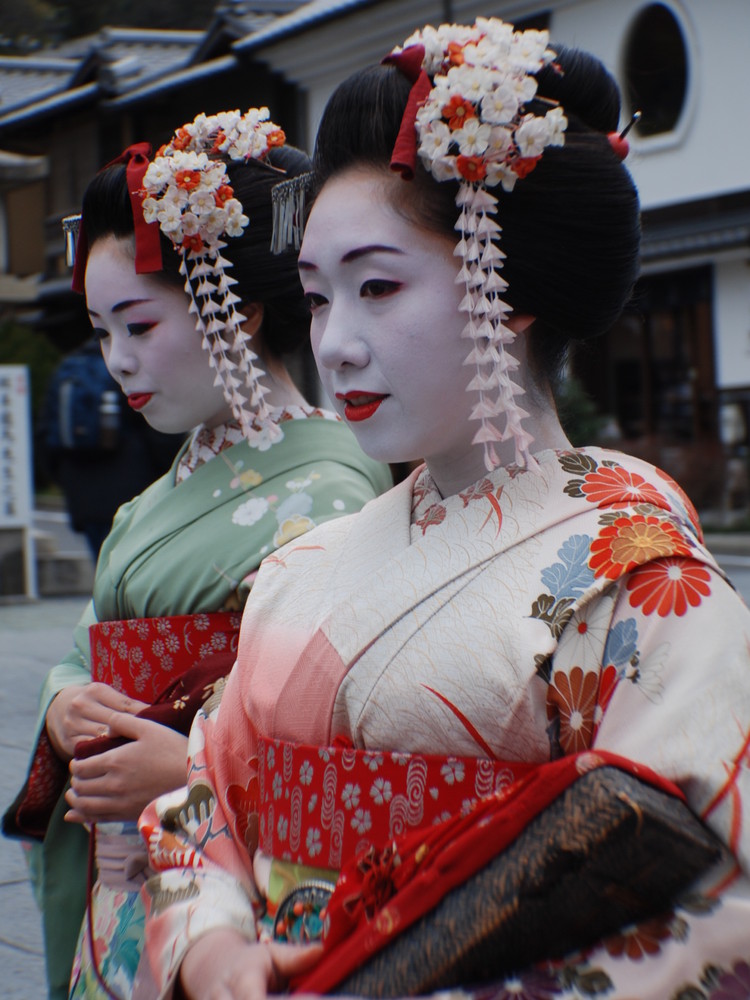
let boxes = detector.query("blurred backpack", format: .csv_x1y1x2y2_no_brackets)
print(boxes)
44,339,121,452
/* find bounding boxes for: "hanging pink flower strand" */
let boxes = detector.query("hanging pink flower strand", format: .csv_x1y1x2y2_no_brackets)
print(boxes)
388,19,567,470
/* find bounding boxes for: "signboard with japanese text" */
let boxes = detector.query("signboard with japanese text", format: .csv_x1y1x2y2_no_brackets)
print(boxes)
0,365,36,598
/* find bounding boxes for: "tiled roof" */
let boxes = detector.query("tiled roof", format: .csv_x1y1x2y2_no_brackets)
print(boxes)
0,1,335,129
0,57,79,115
80,29,203,95
0,26,212,127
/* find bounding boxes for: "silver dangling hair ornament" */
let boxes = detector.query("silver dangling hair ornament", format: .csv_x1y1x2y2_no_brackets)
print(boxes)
62,214,81,268
271,172,313,254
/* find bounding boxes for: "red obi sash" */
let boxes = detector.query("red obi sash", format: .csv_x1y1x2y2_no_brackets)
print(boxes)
4,612,242,841
258,736,538,870
257,736,684,875
89,612,242,704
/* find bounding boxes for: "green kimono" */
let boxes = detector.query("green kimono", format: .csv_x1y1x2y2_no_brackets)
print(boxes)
10,415,390,1000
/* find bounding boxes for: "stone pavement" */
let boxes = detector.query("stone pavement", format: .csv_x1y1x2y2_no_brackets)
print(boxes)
1,594,88,1000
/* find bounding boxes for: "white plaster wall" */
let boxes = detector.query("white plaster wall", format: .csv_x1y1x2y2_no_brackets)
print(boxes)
714,257,750,389
546,0,750,210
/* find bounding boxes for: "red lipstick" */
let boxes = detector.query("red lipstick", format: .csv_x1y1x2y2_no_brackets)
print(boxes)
336,392,387,422
127,393,153,411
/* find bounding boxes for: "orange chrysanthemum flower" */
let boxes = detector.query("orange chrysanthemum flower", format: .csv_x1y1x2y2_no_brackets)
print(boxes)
457,154,487,181
589,514,691,580
214,184,235,207
605,916,673,960
626,557,712,617
580,465,668,510
181,233,204,253
547,666,598,753
211,129,227,153
447,41,466,66
596,662,619,719
511,155,540,179
442,94,477,130
266,128,286,148
174,168,201,191
170,127,192,151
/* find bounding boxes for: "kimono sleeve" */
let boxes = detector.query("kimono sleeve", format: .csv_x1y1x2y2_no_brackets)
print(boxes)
549,558,750,994
2,598,96,841
592,563,750,868
137,666,261,998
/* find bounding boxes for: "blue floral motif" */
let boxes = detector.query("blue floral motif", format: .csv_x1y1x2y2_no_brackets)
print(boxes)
603,618,639,672
540,534,595,599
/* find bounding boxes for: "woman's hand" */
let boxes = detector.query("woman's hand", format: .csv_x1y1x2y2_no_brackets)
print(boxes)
178,929,323,1000
45,682,147,761
65,714,188,824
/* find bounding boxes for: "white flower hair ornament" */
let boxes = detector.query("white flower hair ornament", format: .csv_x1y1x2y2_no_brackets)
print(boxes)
137,108,288,448
384,19,568,471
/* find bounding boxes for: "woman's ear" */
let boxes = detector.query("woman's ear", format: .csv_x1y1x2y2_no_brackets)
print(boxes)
241,301,264,338
506,313,535,335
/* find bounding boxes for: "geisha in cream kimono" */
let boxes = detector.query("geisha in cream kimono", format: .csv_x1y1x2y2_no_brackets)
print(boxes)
139,446,750,999
4,410,390,1000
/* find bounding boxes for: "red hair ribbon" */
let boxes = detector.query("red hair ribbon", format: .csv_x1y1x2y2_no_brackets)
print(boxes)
71,141,163,293
382,44,432,180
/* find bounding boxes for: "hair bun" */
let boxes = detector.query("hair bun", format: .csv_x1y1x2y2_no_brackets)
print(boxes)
536,46,621,134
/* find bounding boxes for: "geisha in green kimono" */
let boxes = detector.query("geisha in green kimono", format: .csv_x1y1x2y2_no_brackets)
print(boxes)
1,109,390,1000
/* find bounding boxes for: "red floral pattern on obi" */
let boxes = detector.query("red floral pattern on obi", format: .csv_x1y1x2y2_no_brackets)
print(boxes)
90,612,242,703
257,736,532,870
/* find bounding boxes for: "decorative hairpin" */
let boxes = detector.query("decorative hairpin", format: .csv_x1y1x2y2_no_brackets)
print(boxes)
271,171,313,254
386,18,567,471
62,214,81,268
608,110,642,161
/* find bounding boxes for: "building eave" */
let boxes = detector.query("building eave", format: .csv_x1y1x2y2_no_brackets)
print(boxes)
641,191,750,265
0,149,49,183
102,53,238,107
0,83,99,129
233,0,381,53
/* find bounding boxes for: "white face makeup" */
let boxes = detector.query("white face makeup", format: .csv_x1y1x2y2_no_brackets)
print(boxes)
84,235,233,435
299,167,488,495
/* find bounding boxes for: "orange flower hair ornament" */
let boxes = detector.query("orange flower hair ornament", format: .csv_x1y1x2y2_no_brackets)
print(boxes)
385,19,568,471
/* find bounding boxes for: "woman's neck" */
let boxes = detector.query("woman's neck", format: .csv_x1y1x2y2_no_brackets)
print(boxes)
258,355,309,411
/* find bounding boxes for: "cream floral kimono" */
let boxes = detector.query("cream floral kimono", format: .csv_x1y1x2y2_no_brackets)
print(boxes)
138,447,750,999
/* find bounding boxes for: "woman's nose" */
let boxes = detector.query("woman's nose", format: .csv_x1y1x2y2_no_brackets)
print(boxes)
102,336,137,379
313,302,370,372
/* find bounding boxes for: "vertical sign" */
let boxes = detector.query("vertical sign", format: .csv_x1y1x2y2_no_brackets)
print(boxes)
0,365,36,599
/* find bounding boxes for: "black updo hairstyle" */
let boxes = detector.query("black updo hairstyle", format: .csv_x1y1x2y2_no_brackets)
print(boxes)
80,144,312,357
312,45,641,386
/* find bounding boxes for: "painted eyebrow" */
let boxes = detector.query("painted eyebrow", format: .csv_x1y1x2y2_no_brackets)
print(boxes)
87,298,154,319
298,244,405,271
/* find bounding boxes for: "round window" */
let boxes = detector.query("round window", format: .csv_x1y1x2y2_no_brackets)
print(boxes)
624,3,688,137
